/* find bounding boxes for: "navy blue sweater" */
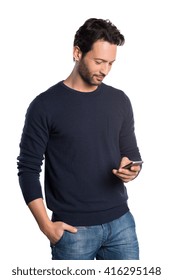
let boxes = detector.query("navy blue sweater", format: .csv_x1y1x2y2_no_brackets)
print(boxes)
17,81,141,226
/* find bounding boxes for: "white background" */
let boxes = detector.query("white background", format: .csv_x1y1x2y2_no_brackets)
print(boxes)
1,0,173,278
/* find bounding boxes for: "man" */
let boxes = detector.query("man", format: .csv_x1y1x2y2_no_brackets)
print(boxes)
17,18,142,260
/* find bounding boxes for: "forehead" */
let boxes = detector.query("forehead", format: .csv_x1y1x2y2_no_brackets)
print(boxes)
87,40,117,61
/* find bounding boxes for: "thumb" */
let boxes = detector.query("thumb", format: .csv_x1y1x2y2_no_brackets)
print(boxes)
63,223,78,233
112,169,118,175
120,157,130,168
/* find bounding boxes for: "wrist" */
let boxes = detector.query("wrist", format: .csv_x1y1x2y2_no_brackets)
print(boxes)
39,219,53,235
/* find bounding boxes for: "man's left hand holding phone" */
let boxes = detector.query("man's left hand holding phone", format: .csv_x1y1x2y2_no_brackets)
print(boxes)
112,157,142,183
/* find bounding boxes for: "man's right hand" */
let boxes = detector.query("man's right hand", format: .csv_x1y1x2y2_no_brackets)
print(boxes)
41,221,78,244
28,198,77,244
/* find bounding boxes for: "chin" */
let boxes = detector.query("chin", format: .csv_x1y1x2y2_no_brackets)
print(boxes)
90,80,102,86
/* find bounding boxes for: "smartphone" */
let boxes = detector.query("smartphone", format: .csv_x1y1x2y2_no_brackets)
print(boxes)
122,160,143,169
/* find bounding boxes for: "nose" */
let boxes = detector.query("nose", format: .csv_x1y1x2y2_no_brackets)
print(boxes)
100,63,111,76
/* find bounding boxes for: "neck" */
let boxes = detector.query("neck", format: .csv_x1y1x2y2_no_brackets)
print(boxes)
64,70,98,92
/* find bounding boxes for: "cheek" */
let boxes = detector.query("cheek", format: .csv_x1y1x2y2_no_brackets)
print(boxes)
92,65,102,73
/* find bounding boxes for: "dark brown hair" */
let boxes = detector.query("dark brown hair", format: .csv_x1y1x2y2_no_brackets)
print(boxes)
74,18,125,56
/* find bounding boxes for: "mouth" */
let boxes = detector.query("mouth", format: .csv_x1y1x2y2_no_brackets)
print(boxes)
95,75,105,81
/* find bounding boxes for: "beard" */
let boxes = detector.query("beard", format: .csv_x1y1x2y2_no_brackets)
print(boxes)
77,59,105,86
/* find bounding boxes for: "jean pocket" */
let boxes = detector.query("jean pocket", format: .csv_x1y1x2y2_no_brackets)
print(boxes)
51,232,65,247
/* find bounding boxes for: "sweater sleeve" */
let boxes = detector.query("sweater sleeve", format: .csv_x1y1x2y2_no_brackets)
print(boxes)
119,94,142,161
17,95,50,204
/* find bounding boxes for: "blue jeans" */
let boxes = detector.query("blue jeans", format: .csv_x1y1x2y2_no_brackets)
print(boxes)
51,211,139,260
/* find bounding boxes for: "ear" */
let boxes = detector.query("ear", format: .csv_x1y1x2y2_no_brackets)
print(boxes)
73,46,82,62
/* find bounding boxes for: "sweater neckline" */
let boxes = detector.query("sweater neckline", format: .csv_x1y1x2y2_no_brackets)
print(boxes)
59,80,103,96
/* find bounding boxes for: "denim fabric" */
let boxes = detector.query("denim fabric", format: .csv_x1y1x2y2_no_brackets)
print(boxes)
51,211,139,260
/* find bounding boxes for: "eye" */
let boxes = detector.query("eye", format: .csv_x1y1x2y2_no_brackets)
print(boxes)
95,60,102,65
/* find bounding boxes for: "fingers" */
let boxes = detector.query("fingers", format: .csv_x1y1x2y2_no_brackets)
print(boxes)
112,168,138,183
131,166,141,172
49,222,77,244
